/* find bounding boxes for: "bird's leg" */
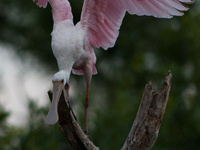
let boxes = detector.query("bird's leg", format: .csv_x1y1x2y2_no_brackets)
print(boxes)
64,83,77,121
64,83,70,102
84,83,90,134
82,63,94,134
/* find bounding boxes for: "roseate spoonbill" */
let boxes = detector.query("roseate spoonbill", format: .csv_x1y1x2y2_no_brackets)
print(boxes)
32,0,192,132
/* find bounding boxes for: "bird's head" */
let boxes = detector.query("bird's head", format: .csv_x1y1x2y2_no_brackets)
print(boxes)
45,70,70,125
52,70,69,86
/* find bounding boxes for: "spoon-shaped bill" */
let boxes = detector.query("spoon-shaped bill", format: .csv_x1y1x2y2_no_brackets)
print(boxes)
45,81,63,125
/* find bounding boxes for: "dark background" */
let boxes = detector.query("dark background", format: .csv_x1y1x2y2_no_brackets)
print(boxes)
0,0,200,149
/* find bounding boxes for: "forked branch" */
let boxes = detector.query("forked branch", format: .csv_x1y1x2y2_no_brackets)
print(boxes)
47,71,172,150
121,71,172,150
47,91,99,150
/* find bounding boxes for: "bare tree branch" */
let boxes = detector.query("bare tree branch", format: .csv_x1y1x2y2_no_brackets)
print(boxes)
48,91,99,150
121,71,172,150
47,71,172,150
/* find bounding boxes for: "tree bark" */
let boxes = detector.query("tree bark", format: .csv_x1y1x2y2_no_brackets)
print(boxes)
48,91,99,150
47,71,172,150
121,71,172,150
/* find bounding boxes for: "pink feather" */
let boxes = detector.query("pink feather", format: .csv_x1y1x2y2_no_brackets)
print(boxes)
32,0,192,128
80,0,193,50
33,0,48,8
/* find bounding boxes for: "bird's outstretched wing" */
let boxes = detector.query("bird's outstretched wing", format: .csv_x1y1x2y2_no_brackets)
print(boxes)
123,0,193,18
33,0,48,8
80,0,193,50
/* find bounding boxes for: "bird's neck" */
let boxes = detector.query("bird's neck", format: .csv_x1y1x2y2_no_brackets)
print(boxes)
58,60,74,75
49,0,73,24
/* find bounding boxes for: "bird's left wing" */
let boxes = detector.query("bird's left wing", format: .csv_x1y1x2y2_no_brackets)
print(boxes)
80,0,125,50
123,0,193,18
80,0,192,50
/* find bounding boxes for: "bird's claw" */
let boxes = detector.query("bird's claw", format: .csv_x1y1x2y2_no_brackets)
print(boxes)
84,130,93,142
84,129,89,135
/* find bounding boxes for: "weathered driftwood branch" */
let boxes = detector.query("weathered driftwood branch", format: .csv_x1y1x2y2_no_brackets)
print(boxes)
47,71,172,150
121,71,172,150
48,91,99,150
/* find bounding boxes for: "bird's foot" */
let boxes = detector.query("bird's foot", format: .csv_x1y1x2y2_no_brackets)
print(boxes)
84,129,93,141
84,129,89,135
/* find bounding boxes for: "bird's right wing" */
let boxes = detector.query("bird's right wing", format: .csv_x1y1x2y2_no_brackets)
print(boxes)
80,0,193,50
33,0,48,8
33,0,73,23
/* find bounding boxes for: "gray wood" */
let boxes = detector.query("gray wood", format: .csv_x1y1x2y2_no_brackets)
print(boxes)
47,71,172,150
48,91,99,150
121,71,172,150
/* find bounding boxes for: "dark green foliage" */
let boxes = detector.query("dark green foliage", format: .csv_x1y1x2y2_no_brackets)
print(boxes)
0,106,22,150
17,100,71,150
0,0,200,149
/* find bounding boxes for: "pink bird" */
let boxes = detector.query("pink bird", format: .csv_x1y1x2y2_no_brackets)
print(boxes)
32,0,192,133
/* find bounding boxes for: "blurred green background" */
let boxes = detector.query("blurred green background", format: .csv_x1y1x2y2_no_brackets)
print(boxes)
0,0,200,150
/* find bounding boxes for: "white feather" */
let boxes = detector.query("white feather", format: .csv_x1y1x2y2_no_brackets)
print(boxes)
51,20,86,72
52,70,68,86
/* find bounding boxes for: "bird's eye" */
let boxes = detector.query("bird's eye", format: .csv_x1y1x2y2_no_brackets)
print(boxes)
61,80,64,83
